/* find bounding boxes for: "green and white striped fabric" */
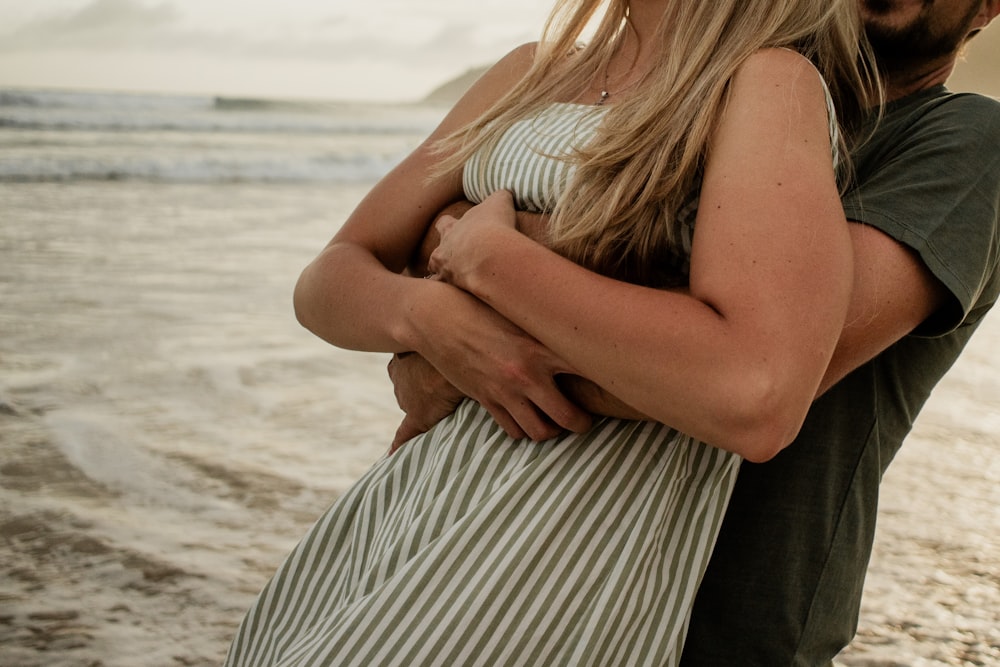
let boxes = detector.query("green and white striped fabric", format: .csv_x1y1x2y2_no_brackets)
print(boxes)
464,102,605,213
224,102,742,666
226,402,739,666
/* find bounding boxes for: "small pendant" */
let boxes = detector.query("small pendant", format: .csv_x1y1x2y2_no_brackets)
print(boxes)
597,90,610,106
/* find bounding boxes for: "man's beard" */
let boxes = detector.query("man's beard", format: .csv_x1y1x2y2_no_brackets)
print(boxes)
864,0,983,68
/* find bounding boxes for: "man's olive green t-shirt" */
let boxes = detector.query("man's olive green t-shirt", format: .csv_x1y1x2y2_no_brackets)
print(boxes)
681,85,1000,666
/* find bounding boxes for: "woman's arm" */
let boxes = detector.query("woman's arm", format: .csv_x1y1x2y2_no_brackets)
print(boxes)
389,200,643,450
429,49,853,462
395,200,650,437
293,44,592,440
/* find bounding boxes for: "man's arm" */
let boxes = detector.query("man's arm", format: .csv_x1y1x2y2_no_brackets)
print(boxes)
390,217,951,448
817,221,949,395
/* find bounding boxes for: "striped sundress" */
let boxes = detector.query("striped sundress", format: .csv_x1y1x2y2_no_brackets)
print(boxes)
224,103,741,667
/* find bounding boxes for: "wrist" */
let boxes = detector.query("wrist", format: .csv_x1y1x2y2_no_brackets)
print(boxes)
393,277,460,355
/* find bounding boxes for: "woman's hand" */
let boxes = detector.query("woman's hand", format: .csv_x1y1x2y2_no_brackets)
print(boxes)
428,191,518,290
408,283,593,442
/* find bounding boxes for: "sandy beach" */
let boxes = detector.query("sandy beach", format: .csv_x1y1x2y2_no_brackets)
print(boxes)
2,183,999,664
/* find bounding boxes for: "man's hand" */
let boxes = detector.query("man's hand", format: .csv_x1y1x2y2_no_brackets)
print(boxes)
387,334,651,455
387,351,649,453
387,352,465,452
557,375,650,421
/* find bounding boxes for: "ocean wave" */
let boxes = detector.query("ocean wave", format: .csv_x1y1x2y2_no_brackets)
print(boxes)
1,89,337,114
0,114,435,136
212,96,336,113
0,88,443,185
0,88,443,136
0,102,441,136
0,152,401,185
0,88,212,112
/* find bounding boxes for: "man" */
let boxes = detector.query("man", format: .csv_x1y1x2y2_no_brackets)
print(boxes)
388,0,1000,663
680,1,1000,663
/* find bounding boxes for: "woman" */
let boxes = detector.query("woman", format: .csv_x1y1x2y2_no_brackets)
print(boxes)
225,0,878,664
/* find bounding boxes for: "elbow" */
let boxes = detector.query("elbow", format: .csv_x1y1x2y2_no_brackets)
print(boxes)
730,421,801,463
712,372,810,463
292,272,310,329
292,265,323,335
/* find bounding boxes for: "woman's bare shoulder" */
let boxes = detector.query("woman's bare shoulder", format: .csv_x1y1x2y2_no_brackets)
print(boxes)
461,43,538,101
735,47,824,96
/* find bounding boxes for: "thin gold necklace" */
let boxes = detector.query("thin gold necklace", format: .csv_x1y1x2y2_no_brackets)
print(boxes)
596,62,613,105
596,34,641,106
597,66,642,106
596,58,615,105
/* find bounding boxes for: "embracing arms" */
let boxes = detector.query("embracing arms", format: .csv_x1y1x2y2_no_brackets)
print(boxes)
391,205,947,448
293,44,594,440
297,43,945,461
426,50,854,462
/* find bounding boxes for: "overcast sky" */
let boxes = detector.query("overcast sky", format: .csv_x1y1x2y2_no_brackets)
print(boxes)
1,0,998,102
0,0,551,101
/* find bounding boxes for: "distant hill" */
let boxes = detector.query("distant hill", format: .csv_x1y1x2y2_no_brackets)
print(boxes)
423,27,999,106
421,66,489,106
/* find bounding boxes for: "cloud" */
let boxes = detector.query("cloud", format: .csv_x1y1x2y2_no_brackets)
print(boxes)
0,0,536,60
55,0,177,29
0,0,466,62
0,0,183,51
0,0,540,101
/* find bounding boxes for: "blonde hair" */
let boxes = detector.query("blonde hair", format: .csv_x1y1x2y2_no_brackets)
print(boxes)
439,0,880,285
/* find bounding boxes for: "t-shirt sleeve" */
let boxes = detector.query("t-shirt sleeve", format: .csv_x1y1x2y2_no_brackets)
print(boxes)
841,93,1000,336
